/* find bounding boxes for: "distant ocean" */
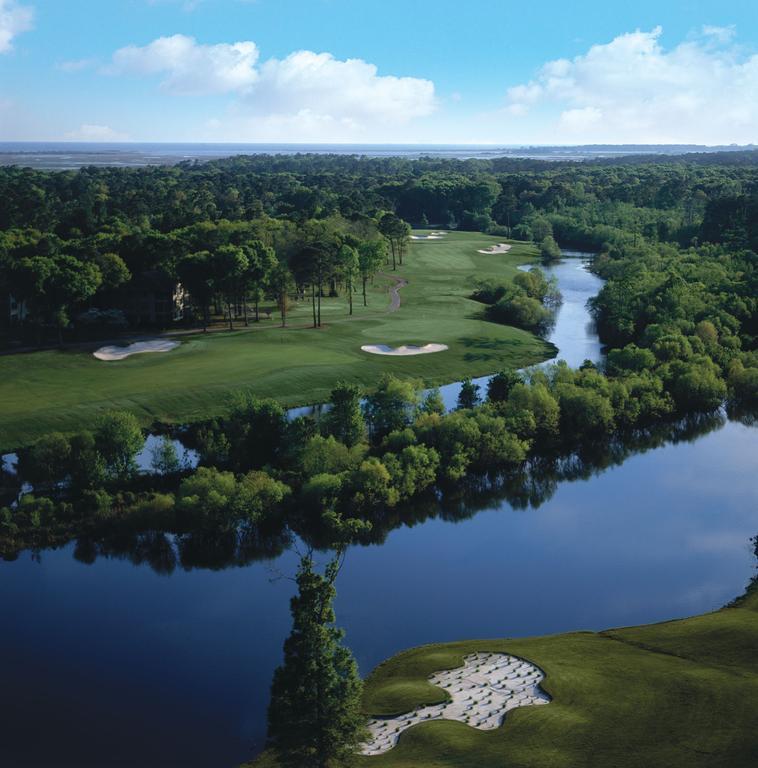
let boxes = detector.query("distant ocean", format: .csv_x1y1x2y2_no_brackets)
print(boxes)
0,142,754,170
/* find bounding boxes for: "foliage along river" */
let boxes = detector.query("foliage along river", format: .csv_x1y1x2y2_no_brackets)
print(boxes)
1,254,756,768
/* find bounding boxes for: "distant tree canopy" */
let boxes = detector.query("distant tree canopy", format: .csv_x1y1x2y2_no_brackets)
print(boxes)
2,152,757,344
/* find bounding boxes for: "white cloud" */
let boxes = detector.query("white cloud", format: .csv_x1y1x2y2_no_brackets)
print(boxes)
109,34,260,95
106,36,437,140
247,50,436,124
65,124,130,141
504,26,758,144
701,25,736,44
0,0,33,54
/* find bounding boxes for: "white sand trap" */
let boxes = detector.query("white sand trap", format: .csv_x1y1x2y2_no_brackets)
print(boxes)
478,242,512,254
411,234,445,240
361,343,448,356
93,339,179,361
361,653,550,756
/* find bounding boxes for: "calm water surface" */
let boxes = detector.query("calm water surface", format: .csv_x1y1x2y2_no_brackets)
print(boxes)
1,255,756,768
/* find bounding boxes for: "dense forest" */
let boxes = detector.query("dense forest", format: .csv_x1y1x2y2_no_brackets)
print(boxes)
1,153,757,344
1,152,757,559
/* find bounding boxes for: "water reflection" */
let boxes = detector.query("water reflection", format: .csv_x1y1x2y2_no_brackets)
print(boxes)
2,416,754,768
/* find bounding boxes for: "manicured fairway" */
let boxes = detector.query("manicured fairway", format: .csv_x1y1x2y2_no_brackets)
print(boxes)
0,232,553,451
350,586,758,768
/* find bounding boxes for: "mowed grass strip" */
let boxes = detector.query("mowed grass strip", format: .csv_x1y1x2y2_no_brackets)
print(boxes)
0,233,553,450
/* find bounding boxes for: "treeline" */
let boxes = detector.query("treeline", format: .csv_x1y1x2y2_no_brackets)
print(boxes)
2,154,758,344
0,210,410,343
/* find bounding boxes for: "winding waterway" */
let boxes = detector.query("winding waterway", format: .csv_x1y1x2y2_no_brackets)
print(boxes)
1,254,756,768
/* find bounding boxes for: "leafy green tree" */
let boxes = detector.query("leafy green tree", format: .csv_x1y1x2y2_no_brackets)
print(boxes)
267,555,367,768
226,394,287,470
94,410,144,480
336,244,359,316
457,378,480,409
363,374,420,440
347,457,399,511
668,359,727,412
556,384,615,440
325,382,366,447
382,444,440,500
539,235,561,263
68,431,107,489
212,244,249,331
269,261,295,327
177,466,238,527
177,251,214,330
420,388,445,415
378,213,410,270
150,436,180,476
242,240,278,324
235,470,291,524
486,370,521,403
301,435,363,477
19,432,71,488
96,252,131,291
357,240,386,306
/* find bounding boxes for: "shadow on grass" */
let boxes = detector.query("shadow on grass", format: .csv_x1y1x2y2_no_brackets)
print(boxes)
459,335,523,361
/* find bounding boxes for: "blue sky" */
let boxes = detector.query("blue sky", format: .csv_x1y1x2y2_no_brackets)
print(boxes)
2,0,758,144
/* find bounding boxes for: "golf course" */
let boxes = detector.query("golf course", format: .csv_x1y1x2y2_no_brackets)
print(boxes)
0,232,553,451
250,575,758,768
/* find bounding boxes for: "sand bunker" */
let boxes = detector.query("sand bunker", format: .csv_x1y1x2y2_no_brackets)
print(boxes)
361,652,550,756
478,243,512,254
361,343,448,356
411,231,447,240
93,339,179,361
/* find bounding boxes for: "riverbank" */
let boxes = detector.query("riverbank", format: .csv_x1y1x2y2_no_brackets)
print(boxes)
0,232,552,452
251,574,758,768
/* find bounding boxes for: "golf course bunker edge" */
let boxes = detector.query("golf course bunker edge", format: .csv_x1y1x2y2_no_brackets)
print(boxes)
361,343,449,356
361,652,550,756
93,339,180,361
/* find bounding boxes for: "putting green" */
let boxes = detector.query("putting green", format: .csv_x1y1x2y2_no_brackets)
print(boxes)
0,232,553,450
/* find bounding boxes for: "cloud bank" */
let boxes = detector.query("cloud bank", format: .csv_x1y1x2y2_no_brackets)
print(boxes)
108,34,437,140
110,35,260,95
504,26,758,144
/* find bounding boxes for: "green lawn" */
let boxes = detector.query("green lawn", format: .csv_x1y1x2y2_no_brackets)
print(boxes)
251,585,758,768
351,585,758,768
0,232,553,451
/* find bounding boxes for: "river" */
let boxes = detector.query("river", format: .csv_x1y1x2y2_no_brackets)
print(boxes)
1,253,755,768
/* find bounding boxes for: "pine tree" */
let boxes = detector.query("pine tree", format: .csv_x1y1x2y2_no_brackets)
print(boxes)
267,555,367,768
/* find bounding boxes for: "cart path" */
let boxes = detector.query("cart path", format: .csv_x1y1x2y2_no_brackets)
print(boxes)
379,272,408,313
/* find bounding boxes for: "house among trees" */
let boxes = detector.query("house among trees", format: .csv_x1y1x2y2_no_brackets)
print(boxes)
124,271,187,327
7,294,28,325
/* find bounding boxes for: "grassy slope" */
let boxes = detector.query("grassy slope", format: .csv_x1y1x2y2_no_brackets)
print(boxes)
0,233,553,451
350,585,758,768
